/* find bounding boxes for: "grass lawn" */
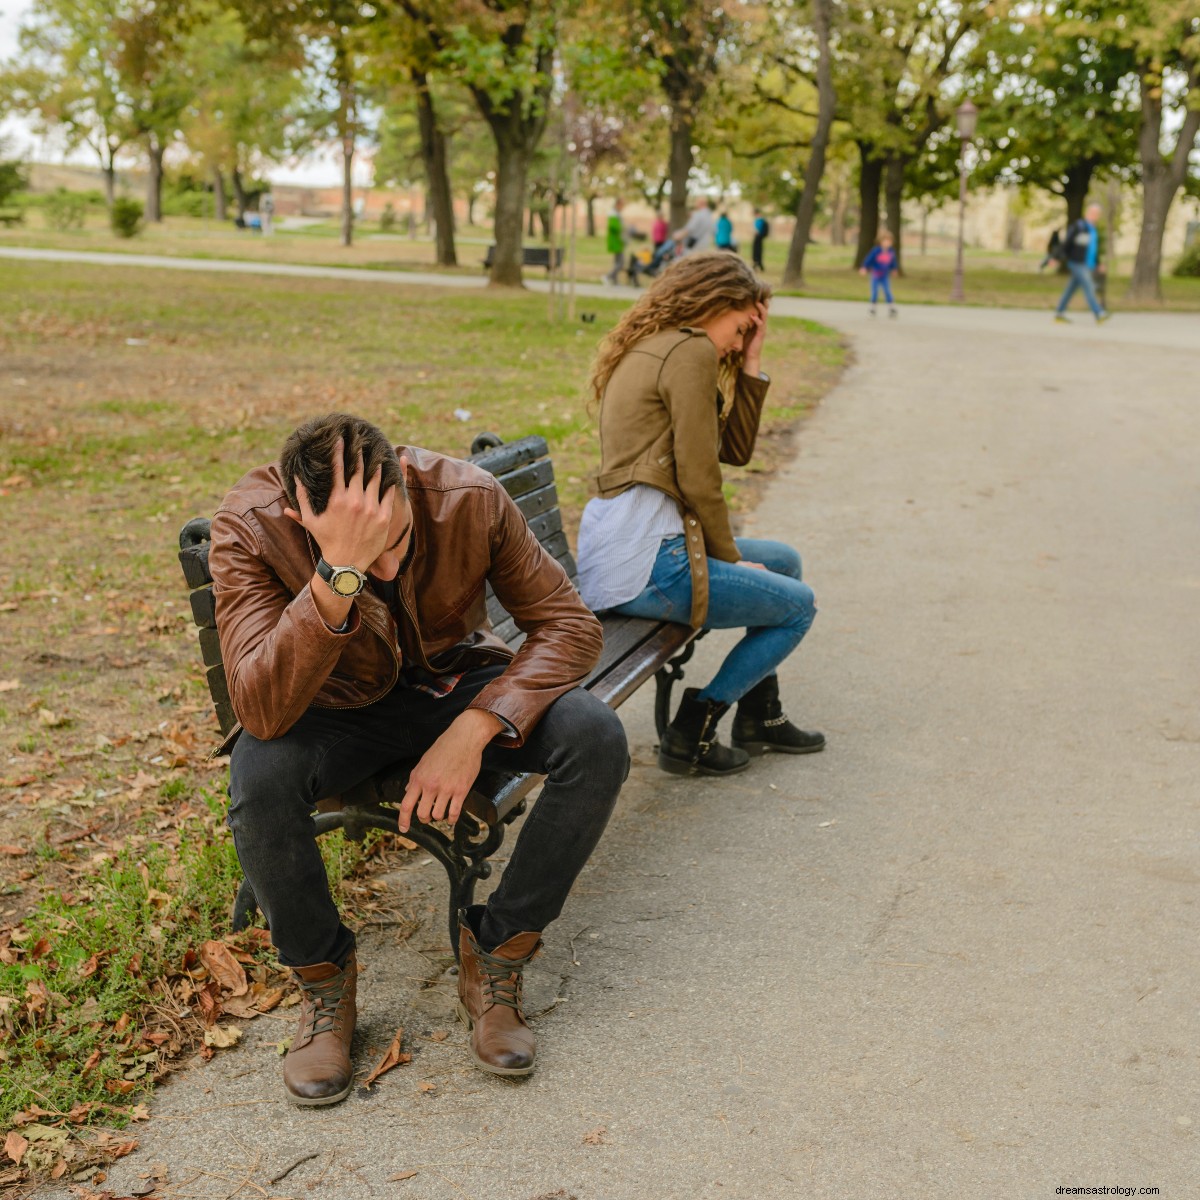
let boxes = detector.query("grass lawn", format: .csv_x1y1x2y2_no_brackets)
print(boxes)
0,258,844,1174
4,209,1200,311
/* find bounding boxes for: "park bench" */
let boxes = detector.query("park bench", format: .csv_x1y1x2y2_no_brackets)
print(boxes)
178,432,703,955
482,244,564,274
0,211,24,228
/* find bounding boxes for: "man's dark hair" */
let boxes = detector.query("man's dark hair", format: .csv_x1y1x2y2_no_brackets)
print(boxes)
280,413,405,515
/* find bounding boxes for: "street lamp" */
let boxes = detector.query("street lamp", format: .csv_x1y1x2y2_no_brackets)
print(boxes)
951,99,978,303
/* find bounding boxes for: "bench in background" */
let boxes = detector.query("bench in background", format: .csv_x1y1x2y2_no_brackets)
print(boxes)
482,245,564,274
178,433,702,955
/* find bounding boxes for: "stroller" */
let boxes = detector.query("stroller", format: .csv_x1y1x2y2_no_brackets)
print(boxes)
634,237,681,282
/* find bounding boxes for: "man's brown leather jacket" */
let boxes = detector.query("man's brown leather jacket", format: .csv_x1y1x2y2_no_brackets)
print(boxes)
208,446,603,754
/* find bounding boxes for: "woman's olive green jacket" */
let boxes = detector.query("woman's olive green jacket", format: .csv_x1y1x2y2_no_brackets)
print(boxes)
590,327,769,627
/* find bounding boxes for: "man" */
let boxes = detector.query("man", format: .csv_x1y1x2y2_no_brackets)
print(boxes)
673,196,716,256
1054,203,1109,324
751,210,770,272
209,413,628,1105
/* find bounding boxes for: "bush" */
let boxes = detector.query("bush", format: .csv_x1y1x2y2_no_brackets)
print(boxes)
0,159,28,207
111,196,143,238
162,172,214,218
42,187,87,231
1172,240,1200,278
379,201,398,232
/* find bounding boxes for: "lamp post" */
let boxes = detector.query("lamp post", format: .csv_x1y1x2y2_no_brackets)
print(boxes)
951,99,978,303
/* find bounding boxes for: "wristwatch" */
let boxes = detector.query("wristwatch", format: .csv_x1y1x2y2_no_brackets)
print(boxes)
315,558,369,598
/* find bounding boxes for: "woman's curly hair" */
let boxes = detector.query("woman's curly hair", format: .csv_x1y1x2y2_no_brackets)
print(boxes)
589,252,772,406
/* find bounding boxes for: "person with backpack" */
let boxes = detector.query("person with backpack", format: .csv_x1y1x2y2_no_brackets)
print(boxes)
1053,204,1109,324
715,211,738,253
752,210,770,271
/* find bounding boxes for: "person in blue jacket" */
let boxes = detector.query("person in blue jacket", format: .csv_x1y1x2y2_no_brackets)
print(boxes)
859,231,898,317
715,211,738,253
1054,203,1109,324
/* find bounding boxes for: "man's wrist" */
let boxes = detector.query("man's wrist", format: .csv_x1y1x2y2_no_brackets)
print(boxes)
455,707,506,747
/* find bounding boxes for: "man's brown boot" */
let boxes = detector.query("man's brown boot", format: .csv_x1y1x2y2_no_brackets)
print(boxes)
283,953,357,1106
456,912,542,1077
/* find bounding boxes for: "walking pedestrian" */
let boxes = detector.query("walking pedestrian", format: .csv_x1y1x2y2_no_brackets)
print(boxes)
752,210,770,272
715,211,738,253
673,197,716,256
1054,203,1109,324
651,208,669,252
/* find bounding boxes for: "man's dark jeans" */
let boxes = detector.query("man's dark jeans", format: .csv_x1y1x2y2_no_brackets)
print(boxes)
227,664,629,968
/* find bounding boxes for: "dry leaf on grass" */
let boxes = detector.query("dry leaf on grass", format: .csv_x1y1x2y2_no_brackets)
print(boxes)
200,940,248,996
3,1131,28,1165
386,1171,418,1182
361,1027,411,1088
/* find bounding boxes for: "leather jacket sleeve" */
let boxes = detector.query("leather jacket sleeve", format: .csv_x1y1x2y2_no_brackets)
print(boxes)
719,371,770,466
210,509,362,741
658,340,740,563
467,480,603,744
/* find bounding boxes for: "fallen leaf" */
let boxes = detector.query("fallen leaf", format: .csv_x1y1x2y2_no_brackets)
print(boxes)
105,1079,136,1095
361,1027,411,1088
200,940,248,996
202,1024,242,1049
3,1131,28,1164
0,679,20,692
417,1081,436,1093
50,1158,68,1179
430,1029,449,1043
37,708,69,728
0,845,26,856
386,1171,418,1182
582,1127,608,1146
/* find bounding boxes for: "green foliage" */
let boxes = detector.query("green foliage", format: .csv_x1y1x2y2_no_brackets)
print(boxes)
161,172,212,218
110,196,143,238
42,186,87,230
0,790,246,1130
1172,240,1200,278
379,201,398,231
0,159,28,206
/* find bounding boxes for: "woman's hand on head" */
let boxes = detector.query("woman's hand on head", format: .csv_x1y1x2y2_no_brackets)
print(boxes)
742,301,768,374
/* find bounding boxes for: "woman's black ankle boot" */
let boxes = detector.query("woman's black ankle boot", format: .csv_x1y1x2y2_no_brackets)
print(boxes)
731,674,825,756
658,688,751,777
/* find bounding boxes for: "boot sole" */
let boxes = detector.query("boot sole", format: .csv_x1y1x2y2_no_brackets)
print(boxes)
657,751,751,777
284,1078,353,1107
455,1001,536,1077
732,738,826,757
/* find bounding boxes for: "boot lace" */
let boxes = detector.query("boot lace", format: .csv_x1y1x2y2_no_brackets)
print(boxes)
298,972,350,1038
471,939,538,1012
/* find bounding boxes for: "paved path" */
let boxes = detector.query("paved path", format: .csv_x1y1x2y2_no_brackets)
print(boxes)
23,252,1199,1198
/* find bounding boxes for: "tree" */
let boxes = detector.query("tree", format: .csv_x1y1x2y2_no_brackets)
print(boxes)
838,0,988,268
1,0,137,209
1116,2,1200,300
181,6,304,222
967,3,1139,227
397,0,559,287
629,0,730,231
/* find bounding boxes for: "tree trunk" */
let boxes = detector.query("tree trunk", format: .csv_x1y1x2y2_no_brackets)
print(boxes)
920,206,928,255
103,162,116,211
212,165,227,222
854,148,884,267
341,129,354,248
586,194,596,238
1062,160,1094,226
668,115,693,231
884,153,905,271
490,133,533,286
527,204,536,237
333,40,356,249
782,0,835,288
231,168,247,219
145,136,164,222
1128,72,1200,302
467,192,476,227
413,70,457,267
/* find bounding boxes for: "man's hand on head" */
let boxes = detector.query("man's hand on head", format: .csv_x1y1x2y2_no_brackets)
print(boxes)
283,437,397,572
397,708,506,833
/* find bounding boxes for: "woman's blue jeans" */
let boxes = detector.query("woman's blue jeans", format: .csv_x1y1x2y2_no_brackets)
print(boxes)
610,536,816,705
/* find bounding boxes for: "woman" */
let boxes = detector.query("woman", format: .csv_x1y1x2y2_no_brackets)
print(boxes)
578,253,824,777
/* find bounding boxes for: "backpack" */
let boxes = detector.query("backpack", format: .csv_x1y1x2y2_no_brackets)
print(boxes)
1046,229,1068,264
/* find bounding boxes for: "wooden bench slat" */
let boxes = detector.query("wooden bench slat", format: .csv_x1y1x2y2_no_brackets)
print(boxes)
468,436,549,477
190,585,217,629
493,459,555,500
586,621,696,709
514,482,558,521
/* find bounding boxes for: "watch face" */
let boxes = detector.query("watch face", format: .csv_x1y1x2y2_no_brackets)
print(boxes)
332,570,362,596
